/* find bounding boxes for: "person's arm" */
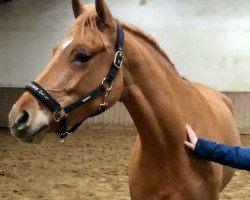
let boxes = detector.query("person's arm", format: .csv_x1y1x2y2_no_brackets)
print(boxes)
184,124,250,171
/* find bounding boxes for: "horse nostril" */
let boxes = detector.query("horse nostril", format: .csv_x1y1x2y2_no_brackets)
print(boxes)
16,110,30,131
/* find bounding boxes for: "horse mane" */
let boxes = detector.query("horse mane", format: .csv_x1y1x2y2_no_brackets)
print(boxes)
69,10,180,76
121,24,180,76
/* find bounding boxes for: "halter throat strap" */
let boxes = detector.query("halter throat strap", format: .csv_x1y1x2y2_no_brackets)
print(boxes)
25,22,124,141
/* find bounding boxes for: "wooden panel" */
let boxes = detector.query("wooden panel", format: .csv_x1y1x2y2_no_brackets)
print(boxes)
223,92,250,131
0,88,24,127
1,88,250,133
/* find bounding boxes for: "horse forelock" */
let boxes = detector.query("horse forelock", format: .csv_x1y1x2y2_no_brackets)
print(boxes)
68,10,111,52
69,8,100,37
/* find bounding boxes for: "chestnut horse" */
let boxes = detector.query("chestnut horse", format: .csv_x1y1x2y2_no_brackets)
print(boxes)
9,0,240,199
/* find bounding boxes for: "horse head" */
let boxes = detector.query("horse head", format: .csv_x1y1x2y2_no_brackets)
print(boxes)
9,0,124,143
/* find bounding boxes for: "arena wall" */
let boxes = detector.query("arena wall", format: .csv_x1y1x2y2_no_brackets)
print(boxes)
1,88,250,130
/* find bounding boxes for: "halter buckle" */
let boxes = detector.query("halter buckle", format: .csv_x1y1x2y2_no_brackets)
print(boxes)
53,109,68,122
99,103,108,110
102,78,113,91
114,51,124,69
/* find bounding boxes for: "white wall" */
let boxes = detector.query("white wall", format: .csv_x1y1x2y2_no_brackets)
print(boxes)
1,0,250,91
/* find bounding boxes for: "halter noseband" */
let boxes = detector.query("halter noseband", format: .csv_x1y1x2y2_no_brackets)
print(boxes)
25,22,124,141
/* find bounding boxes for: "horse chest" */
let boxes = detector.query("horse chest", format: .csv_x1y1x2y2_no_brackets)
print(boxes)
129,148,218,200
129,178,216,200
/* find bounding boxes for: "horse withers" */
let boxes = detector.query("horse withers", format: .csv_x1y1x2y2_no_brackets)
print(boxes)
9,0,241,199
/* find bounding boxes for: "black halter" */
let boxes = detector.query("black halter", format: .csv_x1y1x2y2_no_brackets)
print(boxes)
25,22,124,141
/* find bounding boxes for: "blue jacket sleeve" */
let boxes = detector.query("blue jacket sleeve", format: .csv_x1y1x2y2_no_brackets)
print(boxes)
194,138,250,171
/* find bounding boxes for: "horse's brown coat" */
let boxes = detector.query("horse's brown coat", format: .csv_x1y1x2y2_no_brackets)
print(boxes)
9,1,241,199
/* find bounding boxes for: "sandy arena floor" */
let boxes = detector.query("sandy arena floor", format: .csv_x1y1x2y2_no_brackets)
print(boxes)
0,128,250,200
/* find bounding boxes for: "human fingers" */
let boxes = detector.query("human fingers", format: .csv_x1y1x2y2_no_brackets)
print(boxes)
185,124,198,145
184,141,195,151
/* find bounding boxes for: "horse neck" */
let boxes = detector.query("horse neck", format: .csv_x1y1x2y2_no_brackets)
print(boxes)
120,30,199,154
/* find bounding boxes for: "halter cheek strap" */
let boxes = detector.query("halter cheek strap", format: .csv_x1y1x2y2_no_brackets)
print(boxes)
25,22,124,141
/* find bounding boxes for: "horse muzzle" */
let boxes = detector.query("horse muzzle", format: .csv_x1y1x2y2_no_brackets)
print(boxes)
9,108,50,143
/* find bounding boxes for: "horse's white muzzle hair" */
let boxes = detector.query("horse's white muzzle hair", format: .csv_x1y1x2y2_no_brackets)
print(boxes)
9,106,50,143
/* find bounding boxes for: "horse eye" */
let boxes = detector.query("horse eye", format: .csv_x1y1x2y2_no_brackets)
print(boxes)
74,51,92,63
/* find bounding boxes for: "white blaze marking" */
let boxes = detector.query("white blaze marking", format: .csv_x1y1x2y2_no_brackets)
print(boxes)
62,38,73,50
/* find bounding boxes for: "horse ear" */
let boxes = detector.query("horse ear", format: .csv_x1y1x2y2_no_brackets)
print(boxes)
72,0,85,18
95,0,114,27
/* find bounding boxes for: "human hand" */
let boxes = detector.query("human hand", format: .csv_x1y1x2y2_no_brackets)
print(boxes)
184,124,198,151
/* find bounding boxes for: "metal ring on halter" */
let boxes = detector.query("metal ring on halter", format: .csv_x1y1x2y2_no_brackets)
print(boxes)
53,109,68,122
102,78,113,91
